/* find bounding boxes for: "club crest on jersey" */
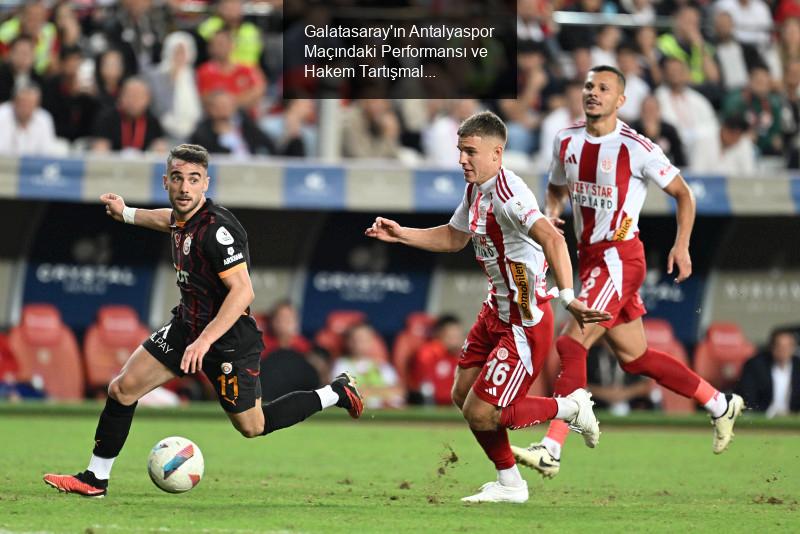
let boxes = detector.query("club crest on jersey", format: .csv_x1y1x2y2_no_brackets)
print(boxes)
216,226,234,245
496,348,509,361
182,234,192,255
600,158,614,173
174,233,180,247
221,362,233,375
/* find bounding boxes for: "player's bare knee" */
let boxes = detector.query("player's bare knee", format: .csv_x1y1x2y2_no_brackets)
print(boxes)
108,376,139,405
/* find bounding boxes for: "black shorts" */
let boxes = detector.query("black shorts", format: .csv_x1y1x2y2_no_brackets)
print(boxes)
143,318,262,414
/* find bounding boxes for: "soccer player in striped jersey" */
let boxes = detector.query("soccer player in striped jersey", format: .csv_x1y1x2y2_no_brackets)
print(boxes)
511,65,744,479
366,111,612,503
43,144,363,498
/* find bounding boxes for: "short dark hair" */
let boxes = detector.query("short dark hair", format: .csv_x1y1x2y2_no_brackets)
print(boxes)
434,314,461,333
167,144,209,170
770,327,798,348
589,64,626,89
457,110,507,144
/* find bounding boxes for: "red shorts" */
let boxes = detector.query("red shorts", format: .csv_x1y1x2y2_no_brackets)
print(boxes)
577,238,647,329
459,302,554,407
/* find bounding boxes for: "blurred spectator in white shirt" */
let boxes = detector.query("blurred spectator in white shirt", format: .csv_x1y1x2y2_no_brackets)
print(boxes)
145,31,202,143
715,0,774,49
655,57,720,172
536,80,584,170
0,82,58,155
423,99,480,167
591,26,621,68
617,45,651,123
716,115,757,175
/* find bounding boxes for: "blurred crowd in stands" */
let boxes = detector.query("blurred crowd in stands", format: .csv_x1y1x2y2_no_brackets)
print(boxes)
1,301,798,417
4,0,800,172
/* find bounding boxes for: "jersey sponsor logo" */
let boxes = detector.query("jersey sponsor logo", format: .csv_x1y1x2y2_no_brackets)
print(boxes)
658,165,674,177
613,216,633,241
223,252,244,265
471,234,495,259
182,234,192,255
216,226,234,245
571,181,617,211
227,246,234,255
149,324,173,354
510,261,533,320
175,266,189,284
496,347,509,361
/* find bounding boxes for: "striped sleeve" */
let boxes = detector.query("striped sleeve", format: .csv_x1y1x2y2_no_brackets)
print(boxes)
448,184,471,233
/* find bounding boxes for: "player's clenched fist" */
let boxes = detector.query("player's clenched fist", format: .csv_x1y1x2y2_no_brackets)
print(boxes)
100,193,126,222
365,216,403,243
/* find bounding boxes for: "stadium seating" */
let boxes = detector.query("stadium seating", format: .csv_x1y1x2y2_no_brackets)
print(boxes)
643,319,695,413
8,304,83,399
313,310,367,358
83,305,150,391
392,311,436,387
693,322,757,391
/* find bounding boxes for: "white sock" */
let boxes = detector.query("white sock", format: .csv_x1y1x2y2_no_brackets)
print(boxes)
555,397,579,420
541,436,562,460
704,391,728,418
87,454,115,480
315,385,339,409
497,464,525,487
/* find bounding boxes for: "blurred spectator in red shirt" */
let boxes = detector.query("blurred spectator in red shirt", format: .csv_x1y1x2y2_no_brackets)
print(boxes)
409,315,465,406
196,29,265,114
262,300,312,357
91,77,167,153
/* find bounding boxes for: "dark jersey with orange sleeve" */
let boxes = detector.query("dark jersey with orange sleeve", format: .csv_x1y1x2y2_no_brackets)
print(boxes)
169,198,261,351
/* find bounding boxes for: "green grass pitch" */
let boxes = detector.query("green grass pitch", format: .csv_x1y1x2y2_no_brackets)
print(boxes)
1,407,798,533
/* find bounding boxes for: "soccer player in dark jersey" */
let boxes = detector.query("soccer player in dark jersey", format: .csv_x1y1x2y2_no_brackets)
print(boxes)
43,144,363,497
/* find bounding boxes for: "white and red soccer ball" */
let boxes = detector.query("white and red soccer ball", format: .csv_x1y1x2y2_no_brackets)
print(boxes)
147,436,204,493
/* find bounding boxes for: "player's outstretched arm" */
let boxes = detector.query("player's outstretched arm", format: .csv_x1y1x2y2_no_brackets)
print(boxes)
181,267,255,374
100,193,172,233
365,217,470,253
662,175,695,283
529,217,612,329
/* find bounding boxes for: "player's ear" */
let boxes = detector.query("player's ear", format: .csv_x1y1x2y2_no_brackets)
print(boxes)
162,175,168,190
617,93,627,111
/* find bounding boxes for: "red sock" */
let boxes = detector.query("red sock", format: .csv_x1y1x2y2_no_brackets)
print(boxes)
545,419,570,444
471,428,515,470
499,397,558,430
553,336,588,396
543,336,588,446
621,348,704,399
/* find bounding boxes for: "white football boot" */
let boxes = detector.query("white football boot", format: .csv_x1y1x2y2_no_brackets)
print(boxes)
511,443,560,479
460,480,529,504
565,388,601,448
712,394,745,454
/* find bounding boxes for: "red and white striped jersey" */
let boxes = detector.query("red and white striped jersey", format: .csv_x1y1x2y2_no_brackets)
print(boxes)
449,168,554,328
548,119,680,246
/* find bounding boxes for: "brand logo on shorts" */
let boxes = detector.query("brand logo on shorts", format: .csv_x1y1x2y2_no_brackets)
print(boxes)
496,348,509,361
221,362,233,375
183,234,192,255
216,226,234,245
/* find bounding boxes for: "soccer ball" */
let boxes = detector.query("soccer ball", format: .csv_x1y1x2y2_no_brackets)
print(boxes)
147,436,204,493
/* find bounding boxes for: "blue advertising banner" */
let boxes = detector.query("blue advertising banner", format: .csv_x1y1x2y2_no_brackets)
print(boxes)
639,270,705,346
21,203,164,332
413,170,465,212
18,157,84,201
791,175,800,213
680,176,730,215
151,162,218,204
300,214,434,338
283,165,345,209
